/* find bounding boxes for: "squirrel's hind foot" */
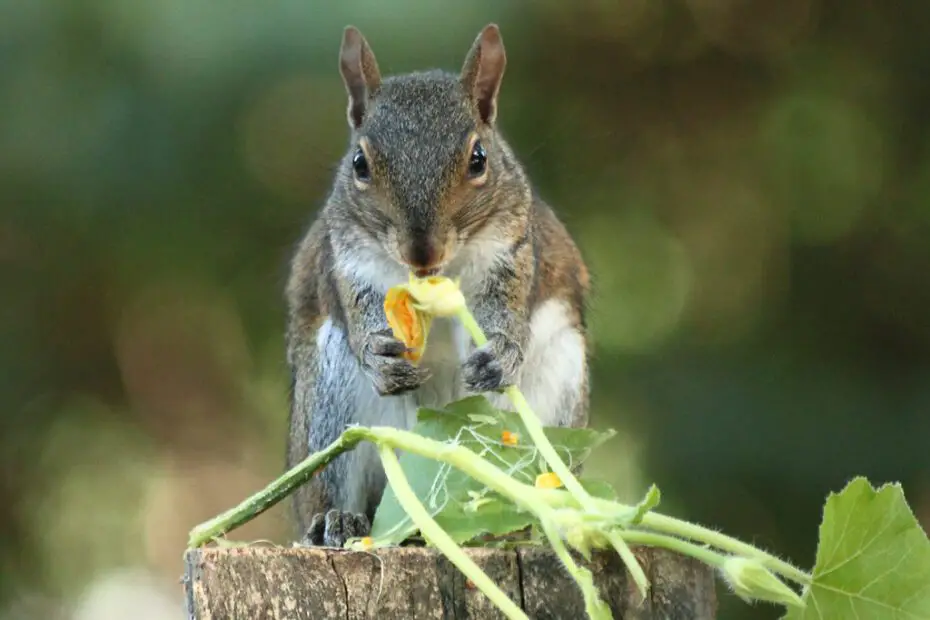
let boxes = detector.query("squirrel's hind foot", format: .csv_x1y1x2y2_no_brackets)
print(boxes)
300,509,371,548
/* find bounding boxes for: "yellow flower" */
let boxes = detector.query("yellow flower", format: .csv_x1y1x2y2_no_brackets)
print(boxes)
405,275,466,317
359,536,373,549
384,275,465,363
384,287,431,363
535,472,563,489
501,430,519,446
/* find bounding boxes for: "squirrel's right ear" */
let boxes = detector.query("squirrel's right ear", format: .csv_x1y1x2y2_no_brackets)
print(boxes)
339,26,382,129
460,24,507,125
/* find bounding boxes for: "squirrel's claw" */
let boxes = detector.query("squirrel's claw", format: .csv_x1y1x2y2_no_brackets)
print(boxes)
463,347,504,392
463,334,522,393
363,331,431,395
366,330,408,357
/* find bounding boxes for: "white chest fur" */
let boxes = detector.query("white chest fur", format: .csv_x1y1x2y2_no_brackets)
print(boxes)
414,315,472,408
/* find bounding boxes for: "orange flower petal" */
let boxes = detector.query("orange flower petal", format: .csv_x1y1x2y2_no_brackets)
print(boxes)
501,430,519,446
384,287,428,362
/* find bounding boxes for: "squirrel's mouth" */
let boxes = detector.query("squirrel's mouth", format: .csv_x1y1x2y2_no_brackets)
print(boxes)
413,266,443,278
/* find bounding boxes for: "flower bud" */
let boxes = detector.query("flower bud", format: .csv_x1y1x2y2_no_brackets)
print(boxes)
721,557,805,608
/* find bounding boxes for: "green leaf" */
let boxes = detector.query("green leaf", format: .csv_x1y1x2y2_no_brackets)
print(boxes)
370,395,616,545
784,477,930,620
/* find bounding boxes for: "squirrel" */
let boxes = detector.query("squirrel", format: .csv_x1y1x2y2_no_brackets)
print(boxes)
285,23,591,547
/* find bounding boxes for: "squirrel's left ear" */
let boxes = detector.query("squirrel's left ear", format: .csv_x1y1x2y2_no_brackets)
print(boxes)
460,24,507,125
340,26,382,129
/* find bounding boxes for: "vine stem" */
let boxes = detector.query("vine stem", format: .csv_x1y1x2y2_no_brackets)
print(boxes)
187,421,808,592
619,530,728,568
378,445,528,620
186,425,623,611
369,427,616,611
539,490,811,585
538,517,612,620
456,307,649,597
187,429,363,547
641,513,811,585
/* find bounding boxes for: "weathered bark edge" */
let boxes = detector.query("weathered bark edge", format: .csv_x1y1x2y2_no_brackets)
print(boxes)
184,545,717,619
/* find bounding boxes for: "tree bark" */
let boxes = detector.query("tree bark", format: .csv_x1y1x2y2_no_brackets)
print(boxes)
184,545,717,619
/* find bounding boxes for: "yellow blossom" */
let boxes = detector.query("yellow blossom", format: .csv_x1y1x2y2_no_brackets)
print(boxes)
384,275,466,362
535,472,563,489
405,275,466,317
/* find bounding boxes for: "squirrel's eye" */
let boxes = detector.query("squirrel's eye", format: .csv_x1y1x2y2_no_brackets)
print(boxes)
352,147,370,182
468,140,487,178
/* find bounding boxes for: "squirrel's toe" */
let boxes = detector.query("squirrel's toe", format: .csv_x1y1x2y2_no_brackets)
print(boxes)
298,512,327,546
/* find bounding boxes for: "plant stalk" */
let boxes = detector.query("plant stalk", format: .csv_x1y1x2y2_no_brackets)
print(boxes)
537,517,612,620
618,530,728,568
187,428,365,547
378,445,528,620
539,489,811,585
456,307,647,595
187,422,808,594
640,513,811,585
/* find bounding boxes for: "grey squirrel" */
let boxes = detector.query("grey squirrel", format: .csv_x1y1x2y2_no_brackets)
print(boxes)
285,24,591,547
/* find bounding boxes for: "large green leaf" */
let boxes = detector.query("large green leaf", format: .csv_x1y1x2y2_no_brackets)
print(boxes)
784,477,930,620
370,395,616,545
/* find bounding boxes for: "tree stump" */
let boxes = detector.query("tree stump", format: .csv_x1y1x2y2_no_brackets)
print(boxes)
183,545,717,619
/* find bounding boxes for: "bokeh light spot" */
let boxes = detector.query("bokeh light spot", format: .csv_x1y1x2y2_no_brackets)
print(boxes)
760,93,883,244
582,209,693,353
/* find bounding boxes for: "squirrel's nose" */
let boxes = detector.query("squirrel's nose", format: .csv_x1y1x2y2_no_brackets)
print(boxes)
403,237,445,276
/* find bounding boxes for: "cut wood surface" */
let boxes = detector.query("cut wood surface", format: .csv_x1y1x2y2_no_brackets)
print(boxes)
184,545,717,619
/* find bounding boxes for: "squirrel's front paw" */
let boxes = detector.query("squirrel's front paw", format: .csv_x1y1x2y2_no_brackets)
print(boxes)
301,510,370,548
363,330,430,395
463,334,522,393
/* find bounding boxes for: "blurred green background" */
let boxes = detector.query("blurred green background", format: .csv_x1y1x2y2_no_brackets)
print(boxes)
2,1,928,618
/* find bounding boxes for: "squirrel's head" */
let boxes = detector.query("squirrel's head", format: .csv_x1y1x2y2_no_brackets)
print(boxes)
333,24,529,277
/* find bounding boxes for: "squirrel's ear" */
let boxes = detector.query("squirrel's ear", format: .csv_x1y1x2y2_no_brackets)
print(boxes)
460,24,507,125
339,26,382,129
